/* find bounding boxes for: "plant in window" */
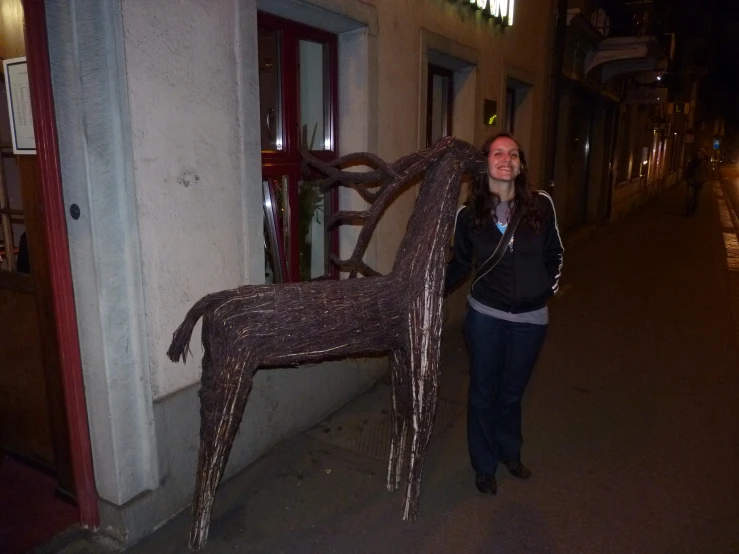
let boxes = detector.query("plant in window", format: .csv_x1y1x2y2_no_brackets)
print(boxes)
298,123,325,280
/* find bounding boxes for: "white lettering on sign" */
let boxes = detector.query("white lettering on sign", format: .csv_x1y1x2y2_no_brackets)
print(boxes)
467,0,515,25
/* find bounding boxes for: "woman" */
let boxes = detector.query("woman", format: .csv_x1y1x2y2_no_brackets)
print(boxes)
445,133,563,494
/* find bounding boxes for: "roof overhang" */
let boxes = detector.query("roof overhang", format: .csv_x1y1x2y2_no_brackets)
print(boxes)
585,36,668,83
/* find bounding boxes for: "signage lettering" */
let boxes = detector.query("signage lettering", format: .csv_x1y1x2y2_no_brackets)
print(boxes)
466,0,515,25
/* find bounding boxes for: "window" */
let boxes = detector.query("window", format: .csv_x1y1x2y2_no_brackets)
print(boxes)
258,13,338,283
0,76,28,274
504,78,532,153
616,106,632,183
426,65,453,147
505,87,516,134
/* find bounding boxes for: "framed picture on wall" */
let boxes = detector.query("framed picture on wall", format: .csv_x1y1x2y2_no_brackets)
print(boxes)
3,57,36,155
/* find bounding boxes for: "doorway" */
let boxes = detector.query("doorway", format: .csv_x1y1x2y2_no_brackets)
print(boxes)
1,1,97,550
563,89,595,229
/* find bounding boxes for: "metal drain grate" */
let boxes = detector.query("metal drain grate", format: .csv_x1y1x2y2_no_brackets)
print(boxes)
307,398,464,461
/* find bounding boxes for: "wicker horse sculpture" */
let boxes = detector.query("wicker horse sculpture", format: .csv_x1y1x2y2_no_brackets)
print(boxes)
167,136,486,550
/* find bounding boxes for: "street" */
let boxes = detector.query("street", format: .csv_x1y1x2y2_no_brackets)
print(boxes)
126,181,739,554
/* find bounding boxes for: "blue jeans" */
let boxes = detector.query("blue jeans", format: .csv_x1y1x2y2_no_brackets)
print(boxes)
464,308,547,476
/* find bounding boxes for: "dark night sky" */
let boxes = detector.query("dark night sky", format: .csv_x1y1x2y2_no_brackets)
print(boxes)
700,0,739,128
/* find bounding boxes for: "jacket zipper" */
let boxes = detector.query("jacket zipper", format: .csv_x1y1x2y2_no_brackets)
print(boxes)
509,231,516,313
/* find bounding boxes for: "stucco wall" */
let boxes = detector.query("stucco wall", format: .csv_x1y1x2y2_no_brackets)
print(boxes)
122,0,245,397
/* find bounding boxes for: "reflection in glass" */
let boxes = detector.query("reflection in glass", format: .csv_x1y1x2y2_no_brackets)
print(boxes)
430,74,450,145
297,179,329,281
426,66,452,148
258,26,283,151
0,149,27,273
298,40,328,150
505,87,516,134
263,177,289,283
3,156,21,210
15,228,29,273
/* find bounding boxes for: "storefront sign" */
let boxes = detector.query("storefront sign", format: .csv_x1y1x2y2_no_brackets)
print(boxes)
2,57,36,155
459,0,515,26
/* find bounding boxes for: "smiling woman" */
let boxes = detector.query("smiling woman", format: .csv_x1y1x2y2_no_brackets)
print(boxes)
445,132,563,496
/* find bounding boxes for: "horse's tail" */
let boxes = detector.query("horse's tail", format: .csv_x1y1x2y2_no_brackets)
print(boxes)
167,291,234,363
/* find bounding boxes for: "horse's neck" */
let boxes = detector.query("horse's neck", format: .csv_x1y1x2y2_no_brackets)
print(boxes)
392,162,463,277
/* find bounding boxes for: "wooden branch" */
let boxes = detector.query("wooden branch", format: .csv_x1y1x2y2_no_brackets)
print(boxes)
349,182,381,203
304,137,467,278
328,210,370,228
326,150,402,179
336,137,463,276
302,147,420,191
328,254,383,278
302,148,399,187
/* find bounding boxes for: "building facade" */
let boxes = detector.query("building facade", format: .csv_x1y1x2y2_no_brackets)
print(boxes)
550,0,693,227
1,0,557,547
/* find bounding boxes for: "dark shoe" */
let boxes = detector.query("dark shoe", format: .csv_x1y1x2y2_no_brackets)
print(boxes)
504,461,532,479
475,473,497,494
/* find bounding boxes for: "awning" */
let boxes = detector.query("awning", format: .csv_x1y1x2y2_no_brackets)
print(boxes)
585,36,667,82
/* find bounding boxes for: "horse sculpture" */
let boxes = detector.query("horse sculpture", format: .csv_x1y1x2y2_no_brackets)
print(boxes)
167,136,486,550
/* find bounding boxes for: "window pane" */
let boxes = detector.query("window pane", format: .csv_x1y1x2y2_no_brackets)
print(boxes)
505,88,516,134
13,224,29,273
258,26,283,151
263,176,289,283
427,67,452,147
297,179,331,281
0,213,27,273
298,40,329,151
0,151,27,273
3,156,21,210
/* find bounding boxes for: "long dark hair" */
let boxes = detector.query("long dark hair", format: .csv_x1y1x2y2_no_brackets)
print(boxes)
469,133,544,233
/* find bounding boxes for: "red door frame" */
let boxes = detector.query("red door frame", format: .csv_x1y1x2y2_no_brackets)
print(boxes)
22,0,99,527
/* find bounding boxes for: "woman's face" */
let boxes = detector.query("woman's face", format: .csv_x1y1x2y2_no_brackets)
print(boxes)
487,136,521,183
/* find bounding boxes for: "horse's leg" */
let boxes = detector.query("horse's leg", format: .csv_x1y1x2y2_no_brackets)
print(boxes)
189,338,257,551
402,292,443,521
387,348,411,492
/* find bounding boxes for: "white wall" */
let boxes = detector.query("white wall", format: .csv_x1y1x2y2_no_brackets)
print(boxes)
122,0,246,397
46,0,159,507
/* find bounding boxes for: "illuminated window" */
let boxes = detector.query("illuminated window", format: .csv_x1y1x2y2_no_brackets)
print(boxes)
258,13,338,283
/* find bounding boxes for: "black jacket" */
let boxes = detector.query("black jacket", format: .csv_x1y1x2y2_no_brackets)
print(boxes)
445,191,564,313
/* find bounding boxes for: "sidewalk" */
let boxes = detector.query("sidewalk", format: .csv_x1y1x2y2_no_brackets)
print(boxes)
50,184,739,553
